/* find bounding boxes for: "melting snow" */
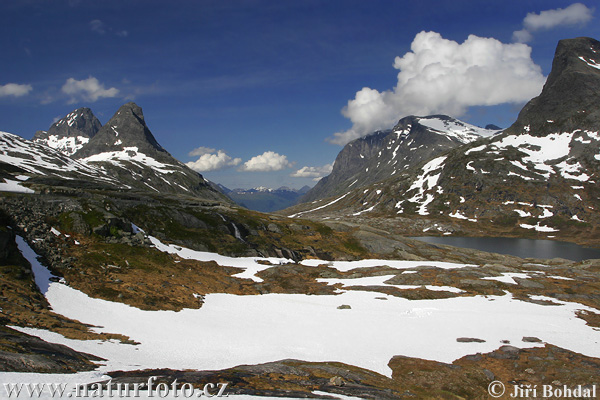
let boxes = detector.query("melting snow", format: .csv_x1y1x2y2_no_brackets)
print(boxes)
39,135,90,156
9,232,600,384
82,147,177,174
482,273,530,285
417,117,498,142
578,56,600,70
407,156,446,216
317,275,465,293
289,193,349,218
0,179,34,193
519,223,558,232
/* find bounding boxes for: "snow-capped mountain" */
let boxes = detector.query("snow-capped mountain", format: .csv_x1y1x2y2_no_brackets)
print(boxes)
32,108,101,156
301,115,500,203
285,37,600,243
71,102,227,199
1,103,229,202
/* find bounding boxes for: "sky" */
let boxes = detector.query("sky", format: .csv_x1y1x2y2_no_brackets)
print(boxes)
1,1,599,189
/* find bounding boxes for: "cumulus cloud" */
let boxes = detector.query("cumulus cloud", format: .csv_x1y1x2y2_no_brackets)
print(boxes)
240,151,293,172
291,163,333,180
328,31,546,145
0,83,33,97
513,3,594,43
186,150,241,172
61,77,119,103
188,146,216,157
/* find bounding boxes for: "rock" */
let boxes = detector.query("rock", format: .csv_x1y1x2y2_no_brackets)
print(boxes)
522,336,543,343
337,305,351,310
267,223,281,233
483,369,495,381
456,337,486,343
0,326,101,373
329,376,344,386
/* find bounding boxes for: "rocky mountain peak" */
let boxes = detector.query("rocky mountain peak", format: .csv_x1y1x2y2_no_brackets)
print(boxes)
73,102,166,160
35,107,102,141
301,114,496,203
32,107,102,156
506,37,600,136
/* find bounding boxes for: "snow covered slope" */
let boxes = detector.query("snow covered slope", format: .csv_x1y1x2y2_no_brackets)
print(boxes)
13,233,600,378
0,130,119,191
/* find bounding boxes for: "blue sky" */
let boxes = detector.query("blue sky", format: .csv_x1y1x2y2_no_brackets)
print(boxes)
1,1,599,189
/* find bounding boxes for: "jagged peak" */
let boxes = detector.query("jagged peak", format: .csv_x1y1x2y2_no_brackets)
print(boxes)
74,102,166,159
506,36,600,137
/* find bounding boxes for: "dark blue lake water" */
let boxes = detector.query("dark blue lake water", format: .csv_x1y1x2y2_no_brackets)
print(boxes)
409,236,600,261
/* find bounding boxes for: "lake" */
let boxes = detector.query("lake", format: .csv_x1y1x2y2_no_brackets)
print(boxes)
409,236,600,261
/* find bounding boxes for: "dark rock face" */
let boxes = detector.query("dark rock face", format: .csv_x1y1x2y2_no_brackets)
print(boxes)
33,107,102,142
73,102,166,160
0,326,101,373
32,108,102,156
65,102,230,201
301,115,497,203
506,37,600,136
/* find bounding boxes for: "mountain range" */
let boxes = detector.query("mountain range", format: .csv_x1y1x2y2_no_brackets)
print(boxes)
0,36,599,397
10,102,228,201
221,185,311,212
301,115,500,203
284,36,600,247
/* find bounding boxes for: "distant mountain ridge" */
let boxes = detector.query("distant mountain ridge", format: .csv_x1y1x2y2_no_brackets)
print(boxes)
222,185,311,212
301,115,500,203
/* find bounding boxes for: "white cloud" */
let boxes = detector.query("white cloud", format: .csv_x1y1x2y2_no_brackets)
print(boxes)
89,19,106,34
513,3,594,43
328,31,546,145
61,77,119,103
240,151,293,172
0,83,33,97
512,29,533,44
188,146,216,157
90,19,128,37
291,163,333,180
186,150,241,172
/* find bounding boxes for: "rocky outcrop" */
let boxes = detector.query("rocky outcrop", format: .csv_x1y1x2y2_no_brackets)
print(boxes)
0,326,101,372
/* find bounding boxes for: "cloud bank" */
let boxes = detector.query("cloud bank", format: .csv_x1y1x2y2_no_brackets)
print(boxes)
186,149,242,172
513,3,594,43
240,151,292,172
328,31,546,145
62,77,119,103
